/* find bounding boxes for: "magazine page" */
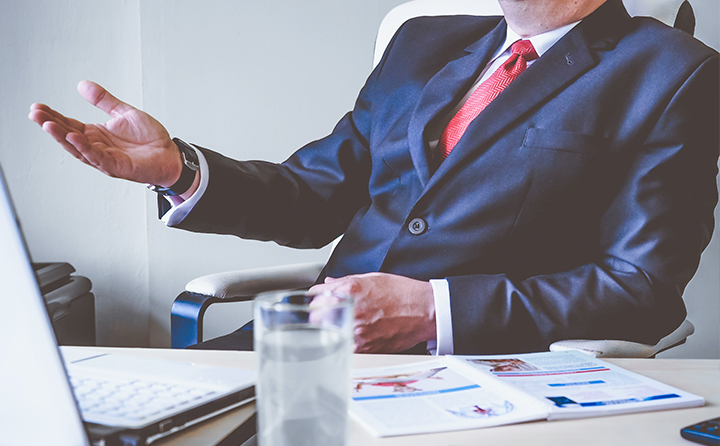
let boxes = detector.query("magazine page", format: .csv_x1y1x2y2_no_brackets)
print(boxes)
450,351,704,420
349,359,547,437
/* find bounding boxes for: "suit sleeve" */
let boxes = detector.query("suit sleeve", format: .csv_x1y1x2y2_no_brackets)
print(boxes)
175,115,371,249
448,55,719,354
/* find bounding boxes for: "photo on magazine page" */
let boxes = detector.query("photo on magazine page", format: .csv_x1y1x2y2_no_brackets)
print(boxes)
350,360,547,437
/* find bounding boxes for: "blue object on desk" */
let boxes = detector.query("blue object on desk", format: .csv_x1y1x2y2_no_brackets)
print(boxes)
681,417,720,445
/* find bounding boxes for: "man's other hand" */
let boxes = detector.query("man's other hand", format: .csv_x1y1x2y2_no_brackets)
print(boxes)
309,272,436,354
29,80,182,187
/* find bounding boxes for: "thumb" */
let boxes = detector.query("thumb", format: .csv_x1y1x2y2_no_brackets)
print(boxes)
77,80,134,117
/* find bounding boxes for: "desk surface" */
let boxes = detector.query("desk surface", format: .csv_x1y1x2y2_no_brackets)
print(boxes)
67,347,719,446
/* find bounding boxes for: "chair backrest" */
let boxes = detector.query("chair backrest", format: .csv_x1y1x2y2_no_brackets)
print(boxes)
373,0,694,67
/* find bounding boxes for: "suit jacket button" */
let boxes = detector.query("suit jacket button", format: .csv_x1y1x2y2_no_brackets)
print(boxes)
408,217,427,235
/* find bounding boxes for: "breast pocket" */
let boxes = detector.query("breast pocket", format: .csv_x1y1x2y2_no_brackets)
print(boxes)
521,127,606,155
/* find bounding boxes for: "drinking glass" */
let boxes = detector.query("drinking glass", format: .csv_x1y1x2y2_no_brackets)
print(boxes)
254,290,354,446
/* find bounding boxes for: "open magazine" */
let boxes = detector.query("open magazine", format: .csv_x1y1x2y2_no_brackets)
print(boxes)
350,350,703,437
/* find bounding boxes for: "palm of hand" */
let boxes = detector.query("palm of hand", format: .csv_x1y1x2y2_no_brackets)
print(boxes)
82,109,174,182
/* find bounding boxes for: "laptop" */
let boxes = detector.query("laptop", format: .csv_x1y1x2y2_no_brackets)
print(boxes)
0,166,255,446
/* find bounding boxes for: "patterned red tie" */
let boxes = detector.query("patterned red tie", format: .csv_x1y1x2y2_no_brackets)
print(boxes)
438,40,539,159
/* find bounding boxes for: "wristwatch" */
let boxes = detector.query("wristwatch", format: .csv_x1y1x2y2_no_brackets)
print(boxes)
149,138,200,196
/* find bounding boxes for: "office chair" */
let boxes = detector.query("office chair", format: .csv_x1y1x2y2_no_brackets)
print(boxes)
171,0,698,357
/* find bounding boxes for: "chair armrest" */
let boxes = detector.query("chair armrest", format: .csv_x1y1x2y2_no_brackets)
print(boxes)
171,262,325,348
185,262,325,299
549,319,695,358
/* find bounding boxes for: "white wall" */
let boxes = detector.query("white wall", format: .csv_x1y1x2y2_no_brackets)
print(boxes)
0,0,149,347
1,0,717,356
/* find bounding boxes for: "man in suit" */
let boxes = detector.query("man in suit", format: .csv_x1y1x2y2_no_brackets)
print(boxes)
30,0,718,355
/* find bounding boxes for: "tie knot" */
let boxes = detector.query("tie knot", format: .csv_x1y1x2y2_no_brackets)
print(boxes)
511,40,539,61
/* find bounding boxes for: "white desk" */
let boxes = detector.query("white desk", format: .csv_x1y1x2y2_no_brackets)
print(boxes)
66,347,719,446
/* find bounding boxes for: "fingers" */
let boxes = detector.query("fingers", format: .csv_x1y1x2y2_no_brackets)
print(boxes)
77,80,134,117
29,104,95,164
29,106,80,147
308,292,341,308
40,121,92,164
29,103,86,134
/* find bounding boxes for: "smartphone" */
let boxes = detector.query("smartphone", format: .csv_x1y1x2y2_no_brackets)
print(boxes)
680,417,720,445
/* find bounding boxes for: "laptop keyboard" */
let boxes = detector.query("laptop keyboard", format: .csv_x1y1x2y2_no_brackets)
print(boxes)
69,372,218,425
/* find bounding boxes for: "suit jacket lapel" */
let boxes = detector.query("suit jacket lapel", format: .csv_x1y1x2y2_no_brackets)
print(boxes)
425,0,631,192
407,19,506,187
428,29,598,187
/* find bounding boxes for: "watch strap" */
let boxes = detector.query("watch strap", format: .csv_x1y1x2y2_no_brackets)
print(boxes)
150,138,199,196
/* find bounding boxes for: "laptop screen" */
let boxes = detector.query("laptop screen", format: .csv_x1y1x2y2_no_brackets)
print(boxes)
0,167,91,446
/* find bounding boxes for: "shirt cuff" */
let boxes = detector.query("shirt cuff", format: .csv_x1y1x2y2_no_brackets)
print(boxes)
161,144,209,226
429,279,453,355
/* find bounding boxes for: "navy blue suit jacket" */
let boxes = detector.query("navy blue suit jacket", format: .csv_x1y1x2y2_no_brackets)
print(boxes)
177,0,719,354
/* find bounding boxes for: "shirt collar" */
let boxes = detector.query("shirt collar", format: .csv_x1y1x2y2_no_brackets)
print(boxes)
493,20,581,59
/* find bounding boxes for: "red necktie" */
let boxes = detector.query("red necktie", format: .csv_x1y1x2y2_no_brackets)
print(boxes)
438,40,539,159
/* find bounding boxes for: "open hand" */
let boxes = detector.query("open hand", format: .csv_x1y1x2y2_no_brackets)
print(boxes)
29,81,182,187
310,272,436,353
